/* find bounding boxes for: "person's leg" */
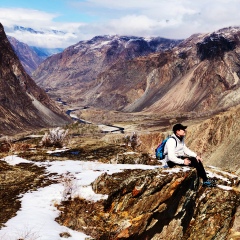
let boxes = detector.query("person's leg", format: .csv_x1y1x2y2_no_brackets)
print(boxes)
167,161,177,168
188,157,208,181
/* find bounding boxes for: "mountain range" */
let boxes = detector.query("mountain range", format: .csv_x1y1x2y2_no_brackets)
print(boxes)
31,27,240,118
32,35,182,105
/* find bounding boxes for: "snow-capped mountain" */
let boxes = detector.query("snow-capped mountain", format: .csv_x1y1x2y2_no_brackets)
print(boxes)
13,25,66,35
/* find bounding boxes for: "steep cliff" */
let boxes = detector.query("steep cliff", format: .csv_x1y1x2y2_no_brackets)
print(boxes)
0,23,71,134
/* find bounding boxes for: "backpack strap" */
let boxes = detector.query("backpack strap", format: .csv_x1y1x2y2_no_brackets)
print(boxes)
170,136,177,147
164,137,177,157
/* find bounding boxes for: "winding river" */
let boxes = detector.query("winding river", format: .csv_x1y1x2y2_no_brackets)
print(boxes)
65,108,124,133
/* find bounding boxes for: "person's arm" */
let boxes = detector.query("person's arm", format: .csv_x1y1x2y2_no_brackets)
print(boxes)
166,138,185,165
183,145,197,158
183,145,203,162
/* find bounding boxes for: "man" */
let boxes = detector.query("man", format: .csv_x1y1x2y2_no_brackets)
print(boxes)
164,123,215,187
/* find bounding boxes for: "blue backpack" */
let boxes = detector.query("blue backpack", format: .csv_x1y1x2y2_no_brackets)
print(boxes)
155,136,177,160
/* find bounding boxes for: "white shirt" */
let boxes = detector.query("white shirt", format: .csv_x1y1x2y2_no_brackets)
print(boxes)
164,134,197,165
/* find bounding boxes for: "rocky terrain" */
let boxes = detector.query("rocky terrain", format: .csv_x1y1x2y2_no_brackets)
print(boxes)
57,167,240,239
0,23,71,135
0,126,239,239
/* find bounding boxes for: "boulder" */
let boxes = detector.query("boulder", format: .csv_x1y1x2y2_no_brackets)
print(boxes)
56,166,240,239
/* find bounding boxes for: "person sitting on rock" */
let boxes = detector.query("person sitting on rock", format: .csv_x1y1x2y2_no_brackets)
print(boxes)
164,123,215,187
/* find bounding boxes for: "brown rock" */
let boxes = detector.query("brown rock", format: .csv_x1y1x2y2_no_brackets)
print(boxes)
56,166,240,239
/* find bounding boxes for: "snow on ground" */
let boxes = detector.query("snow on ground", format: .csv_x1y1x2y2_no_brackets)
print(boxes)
98,124,120,132
0,155,159,240
0,155,236,239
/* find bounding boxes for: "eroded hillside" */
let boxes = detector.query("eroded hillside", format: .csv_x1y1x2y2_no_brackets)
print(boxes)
32,27,240,118
0,23,71,135
88,28,240,115
32,35,181,104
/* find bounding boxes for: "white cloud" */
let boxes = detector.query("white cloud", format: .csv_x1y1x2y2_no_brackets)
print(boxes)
1,0,240,48
0,8,57,28
0,8,84,48
71,0,240,39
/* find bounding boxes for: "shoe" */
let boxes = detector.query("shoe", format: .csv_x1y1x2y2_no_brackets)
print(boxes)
202,180,216,187
208,178,217,183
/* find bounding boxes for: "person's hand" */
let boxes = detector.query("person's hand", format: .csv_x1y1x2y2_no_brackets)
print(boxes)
184,158,191,165
196,155,203,162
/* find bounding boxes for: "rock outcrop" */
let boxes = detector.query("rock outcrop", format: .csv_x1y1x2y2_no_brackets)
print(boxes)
0,23,71,135
196,33,236,60
57,166,240,239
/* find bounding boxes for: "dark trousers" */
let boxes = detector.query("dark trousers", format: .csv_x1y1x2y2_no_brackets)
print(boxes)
167,157,208,181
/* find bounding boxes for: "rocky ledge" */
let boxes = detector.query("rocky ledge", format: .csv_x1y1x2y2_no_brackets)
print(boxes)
56,166,240,239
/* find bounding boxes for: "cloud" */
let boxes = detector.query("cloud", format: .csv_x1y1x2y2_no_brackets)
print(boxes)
0,8,83,48
0,8,57,28
1,1,240,48
72,0,240,39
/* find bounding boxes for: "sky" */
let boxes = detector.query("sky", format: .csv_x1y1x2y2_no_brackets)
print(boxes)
0,154,233,240
0,0,240,48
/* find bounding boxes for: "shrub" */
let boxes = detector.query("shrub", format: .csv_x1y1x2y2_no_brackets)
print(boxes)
40,127,68,148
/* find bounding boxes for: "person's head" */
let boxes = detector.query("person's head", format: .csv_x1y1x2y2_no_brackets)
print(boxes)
172,123,187,137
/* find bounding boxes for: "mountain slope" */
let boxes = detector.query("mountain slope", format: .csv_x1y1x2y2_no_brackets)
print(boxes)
32,28,240,117
0,23,71,135
185,103,240,172
78,27,240,115
32,35,182,103
7,35,43,74
8,36,64,74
